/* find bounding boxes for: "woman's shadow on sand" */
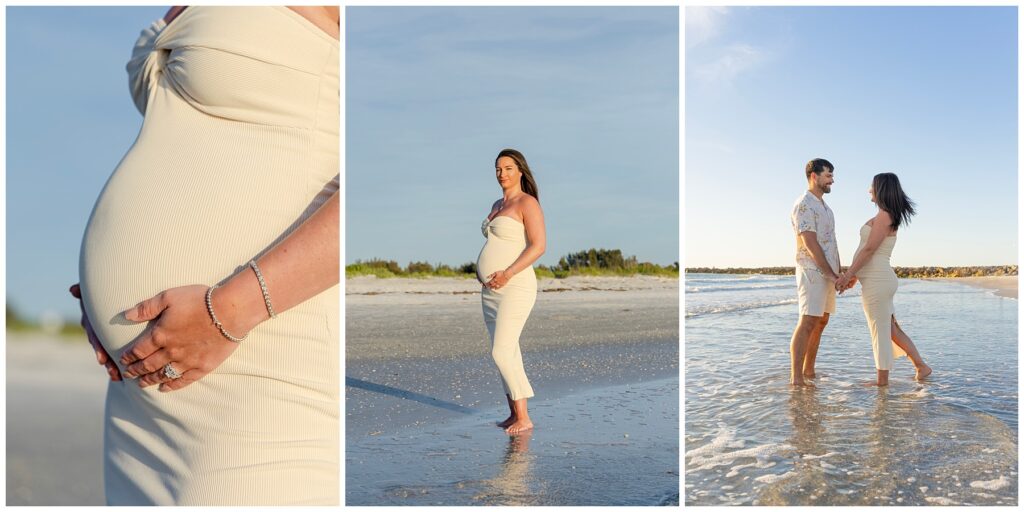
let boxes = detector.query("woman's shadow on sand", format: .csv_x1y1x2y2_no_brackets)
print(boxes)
346,377,477,414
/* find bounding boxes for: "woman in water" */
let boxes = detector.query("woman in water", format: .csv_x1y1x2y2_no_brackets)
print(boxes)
477,148,546,434
836,173,932,386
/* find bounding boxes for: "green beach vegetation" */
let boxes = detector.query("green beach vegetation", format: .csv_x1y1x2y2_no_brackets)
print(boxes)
685,265,1018,278
347,248,679,279
6,302,85,337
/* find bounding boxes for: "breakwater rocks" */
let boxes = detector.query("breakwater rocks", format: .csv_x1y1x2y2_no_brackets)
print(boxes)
686,265,1018,278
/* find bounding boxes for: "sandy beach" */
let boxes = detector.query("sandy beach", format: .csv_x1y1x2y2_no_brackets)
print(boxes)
932,275,1018,299
346,275,679,505
7,333,109,505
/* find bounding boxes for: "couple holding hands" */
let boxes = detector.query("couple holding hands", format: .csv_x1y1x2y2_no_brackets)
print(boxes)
789,158,932,388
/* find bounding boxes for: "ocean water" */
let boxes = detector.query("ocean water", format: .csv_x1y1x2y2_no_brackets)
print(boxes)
685,273,1018,506
348,378,678,506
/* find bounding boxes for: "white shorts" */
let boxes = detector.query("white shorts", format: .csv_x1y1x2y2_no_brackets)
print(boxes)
796,266,836,317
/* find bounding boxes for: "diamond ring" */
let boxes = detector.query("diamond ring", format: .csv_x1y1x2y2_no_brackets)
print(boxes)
162,363,183,380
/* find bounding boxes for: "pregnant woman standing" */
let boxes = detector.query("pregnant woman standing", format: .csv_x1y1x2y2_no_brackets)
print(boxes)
836,173,932,387
69,6,340,505
477,149,546,435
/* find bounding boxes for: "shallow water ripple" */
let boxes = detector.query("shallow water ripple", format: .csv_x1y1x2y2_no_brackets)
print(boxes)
349,378,678,506
685,275,1017,505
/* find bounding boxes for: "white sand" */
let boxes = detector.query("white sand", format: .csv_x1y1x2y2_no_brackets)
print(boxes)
346,275,679,360
7,333,108,505
346,274,677,298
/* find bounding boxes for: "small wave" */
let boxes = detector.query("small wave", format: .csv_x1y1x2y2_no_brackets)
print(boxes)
687,442,794,472
984,289,1018,301
686,299,797,318
925,496,958,505
726,462,756,478
686,274,789,284
684,426,745,459
687,283,794,294
754,471,796,484
801,452,839,460
970,475,1010,491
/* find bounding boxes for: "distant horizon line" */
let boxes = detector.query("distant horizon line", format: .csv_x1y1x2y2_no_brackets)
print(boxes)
346,256,681,267
686,264,1018,269
685,264,1017,278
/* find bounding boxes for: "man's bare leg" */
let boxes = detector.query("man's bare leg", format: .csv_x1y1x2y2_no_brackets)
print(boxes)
791,314,821,387
889,316,932,381
802,313,830,378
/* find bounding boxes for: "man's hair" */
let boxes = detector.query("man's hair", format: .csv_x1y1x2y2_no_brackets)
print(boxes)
805,158,834,179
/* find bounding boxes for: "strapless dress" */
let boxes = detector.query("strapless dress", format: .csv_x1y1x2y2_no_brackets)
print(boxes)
477,215,536,400
854,224,907,371
77,7,339,505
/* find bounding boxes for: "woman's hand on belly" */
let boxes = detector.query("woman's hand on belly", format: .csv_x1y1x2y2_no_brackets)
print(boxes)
115,190,340,391
484,269,512,290
69,284,123,382
120,284,241,391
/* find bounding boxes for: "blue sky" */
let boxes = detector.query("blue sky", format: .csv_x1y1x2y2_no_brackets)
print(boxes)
346,7,679,268
686,6,1017,268
7,6,167,321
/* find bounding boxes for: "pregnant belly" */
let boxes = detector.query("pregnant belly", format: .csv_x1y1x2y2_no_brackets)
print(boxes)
859,270,898,301
476,239,534,287
79,129,312,360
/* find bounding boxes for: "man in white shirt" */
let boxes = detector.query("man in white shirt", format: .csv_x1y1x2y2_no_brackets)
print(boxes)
789,158,852,387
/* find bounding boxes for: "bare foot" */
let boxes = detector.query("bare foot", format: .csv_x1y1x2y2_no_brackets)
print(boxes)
862,380,889,387
505,418,534,435
803,371,816,379
496,415,516,428
790,380,816,388
915,364,932,381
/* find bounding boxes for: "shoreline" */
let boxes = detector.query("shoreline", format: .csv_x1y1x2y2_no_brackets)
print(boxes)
346,277,678,434
686,266,1017,278
929,276,1017,299
346,279,680,505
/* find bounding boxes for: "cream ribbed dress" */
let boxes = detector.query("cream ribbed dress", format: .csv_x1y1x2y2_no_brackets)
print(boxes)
77,7,338,505
854,224,907,371
477,216,537,400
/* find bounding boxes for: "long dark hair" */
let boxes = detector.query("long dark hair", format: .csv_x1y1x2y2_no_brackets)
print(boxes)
495,148,539,201
873,172,916,230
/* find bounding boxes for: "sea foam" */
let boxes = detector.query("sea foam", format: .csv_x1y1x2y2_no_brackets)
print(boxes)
970,475,1010,491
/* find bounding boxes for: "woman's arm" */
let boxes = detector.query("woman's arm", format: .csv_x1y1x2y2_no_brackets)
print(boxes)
484,197,545,288
286,6,340,40
208,190,340,335
845,210,893,277
120,191,339,391
505,197,546,276
163,6,186,24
